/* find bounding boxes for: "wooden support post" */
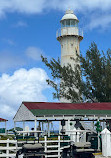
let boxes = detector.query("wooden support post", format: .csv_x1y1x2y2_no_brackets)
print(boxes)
48,121,50,137
14,122,16,131
92,121,95,130
83,132,86,142
5,121,7,134
67,119,70,136
42,122,44,137
34,119,37,137
103,121,106,129
23,121,25,138
34,119,37,131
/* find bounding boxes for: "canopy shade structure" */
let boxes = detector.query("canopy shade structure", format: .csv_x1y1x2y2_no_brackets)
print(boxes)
0,118,8,134
0,118,8,122
13,102,111,122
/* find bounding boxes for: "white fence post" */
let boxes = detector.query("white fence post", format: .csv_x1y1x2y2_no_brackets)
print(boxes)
58,135,60,158
101,128,111,157
6,139,9,158
44,135,47,158
77,132,80,142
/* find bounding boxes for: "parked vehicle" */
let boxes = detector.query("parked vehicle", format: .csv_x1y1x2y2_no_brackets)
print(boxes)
16,143,45,158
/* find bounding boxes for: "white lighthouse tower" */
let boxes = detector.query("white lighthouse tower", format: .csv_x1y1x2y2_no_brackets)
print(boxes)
56,9,83,103
56,9,83,67
57,10,84,133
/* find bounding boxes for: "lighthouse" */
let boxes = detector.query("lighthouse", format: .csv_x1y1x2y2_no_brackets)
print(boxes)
56,9,83,67
57,10,83,133
56,9,83,103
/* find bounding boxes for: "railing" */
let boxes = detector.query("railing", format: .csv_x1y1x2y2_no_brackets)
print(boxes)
67,130,89,143
44,135,64,158
0,130,89,158
0,139,18,157
0,136,70,158
56,27,83,39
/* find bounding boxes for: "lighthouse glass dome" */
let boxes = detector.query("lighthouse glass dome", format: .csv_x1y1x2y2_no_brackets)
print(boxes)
61,19,78,28
61,10,79,28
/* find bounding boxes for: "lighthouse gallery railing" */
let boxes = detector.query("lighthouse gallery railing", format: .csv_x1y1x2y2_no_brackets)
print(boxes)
56,27,83,38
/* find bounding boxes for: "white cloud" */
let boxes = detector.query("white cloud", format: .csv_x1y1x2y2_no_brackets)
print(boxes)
0,0,111,15
0,68,49,118
87,14,111,30
25,46,43,61
0,0,110,30
0,0,46,15
13,21,28,27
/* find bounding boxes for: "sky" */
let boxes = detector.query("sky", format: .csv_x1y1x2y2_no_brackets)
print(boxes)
0,0,111,129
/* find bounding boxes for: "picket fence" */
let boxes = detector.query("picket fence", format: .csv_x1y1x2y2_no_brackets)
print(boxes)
0,139,18,158
0,130,88,158
0,136,70,158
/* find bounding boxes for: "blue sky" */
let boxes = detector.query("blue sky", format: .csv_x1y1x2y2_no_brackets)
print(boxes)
0,0,111,128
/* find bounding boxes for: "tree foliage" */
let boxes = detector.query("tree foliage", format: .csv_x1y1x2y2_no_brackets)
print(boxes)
41,42,111,103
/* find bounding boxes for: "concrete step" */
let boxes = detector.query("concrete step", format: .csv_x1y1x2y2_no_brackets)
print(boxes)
93,153,111,158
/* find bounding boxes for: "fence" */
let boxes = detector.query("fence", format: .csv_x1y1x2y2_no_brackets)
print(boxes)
0,130,88,158
0,139,18,157
0,137,69,158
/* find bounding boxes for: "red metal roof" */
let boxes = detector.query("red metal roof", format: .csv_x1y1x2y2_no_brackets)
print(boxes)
23,102,111,111
0,118,8,122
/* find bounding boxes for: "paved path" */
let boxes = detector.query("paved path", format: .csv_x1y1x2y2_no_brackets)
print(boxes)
95,156,111,158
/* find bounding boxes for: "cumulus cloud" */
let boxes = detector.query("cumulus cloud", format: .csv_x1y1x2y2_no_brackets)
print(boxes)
87,13,111,30
0,0,110,30
0,68,49,118
0,0,111,14
25,47,43,61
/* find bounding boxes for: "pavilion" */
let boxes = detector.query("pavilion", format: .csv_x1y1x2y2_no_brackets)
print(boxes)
13,102,111,134
0,118,8,134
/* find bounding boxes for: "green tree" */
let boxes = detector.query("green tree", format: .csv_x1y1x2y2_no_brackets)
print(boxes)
41,42,111,103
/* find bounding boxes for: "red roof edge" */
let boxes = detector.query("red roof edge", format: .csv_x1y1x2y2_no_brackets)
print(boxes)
0,118,8,122
22,101,111,111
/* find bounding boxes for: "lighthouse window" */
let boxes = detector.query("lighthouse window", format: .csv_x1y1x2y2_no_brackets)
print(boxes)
66,20,70,27
61,21,65,27
75,22,78,27
71,20,75,26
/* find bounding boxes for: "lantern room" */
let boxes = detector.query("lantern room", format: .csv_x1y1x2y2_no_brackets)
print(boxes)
60,9,79,28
